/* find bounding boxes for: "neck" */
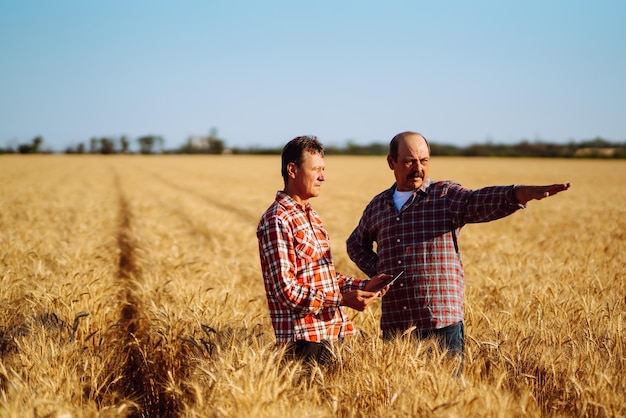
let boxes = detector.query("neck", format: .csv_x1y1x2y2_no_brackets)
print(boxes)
283,188,308,206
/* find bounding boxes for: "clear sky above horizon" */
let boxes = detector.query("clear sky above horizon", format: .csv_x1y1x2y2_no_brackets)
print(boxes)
1,0,625,152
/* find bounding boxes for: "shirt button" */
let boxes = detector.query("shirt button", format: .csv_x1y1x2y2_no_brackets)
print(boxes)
396,217,400,221
397,260,402,264
403,306,407,310
396,238,401,243
399,283,404,287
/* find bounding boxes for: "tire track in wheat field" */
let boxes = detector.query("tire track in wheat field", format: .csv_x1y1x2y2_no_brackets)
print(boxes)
147,169,259,225
107,173,193,417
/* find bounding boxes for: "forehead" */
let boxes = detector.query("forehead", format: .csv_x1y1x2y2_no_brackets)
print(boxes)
399,135,429,157
302,151,325,166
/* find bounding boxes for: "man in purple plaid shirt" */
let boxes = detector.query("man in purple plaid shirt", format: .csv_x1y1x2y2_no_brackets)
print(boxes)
346,131,571,365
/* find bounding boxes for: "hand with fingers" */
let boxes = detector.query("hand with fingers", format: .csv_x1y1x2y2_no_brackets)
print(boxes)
340,289,379,311
514,183,571,205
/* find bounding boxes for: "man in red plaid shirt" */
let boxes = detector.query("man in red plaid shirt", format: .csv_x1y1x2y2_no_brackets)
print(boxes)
347,131,571,364
257,135,391,366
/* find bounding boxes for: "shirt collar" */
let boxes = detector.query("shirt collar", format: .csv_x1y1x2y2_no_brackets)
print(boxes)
275,191,311,212
384,178,432,210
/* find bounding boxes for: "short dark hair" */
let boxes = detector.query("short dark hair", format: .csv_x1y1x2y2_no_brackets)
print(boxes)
389,131,430,161
281,135,325,185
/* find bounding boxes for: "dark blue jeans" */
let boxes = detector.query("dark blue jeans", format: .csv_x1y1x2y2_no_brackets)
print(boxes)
285,340,334,367
417,321,465,356
383,322,465,353
384,322,465,375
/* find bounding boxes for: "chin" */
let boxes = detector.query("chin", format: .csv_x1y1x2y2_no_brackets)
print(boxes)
404,180,421,188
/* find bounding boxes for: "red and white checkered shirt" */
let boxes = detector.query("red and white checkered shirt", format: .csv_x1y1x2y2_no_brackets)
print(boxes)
257,191,366,345
346,179,524,334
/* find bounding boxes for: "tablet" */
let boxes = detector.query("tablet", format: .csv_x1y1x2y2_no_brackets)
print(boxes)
370,270,404,293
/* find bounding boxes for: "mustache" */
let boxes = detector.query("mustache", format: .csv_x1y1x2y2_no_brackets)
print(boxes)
407,171,424,180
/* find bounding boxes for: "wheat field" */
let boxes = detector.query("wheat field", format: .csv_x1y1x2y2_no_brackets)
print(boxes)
0,155,624,417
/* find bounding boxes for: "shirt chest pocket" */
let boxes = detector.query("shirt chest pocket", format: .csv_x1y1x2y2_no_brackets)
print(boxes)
294,227,328,263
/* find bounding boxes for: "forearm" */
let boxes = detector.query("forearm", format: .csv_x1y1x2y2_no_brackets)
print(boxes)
456,184,524,224
337,273,368,293
346,231,378,277
273,278,341,314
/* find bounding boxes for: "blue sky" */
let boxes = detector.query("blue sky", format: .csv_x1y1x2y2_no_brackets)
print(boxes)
1,0,625,151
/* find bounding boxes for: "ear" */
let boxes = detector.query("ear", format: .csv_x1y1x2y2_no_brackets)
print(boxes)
387,154,395,170
287,162,298,179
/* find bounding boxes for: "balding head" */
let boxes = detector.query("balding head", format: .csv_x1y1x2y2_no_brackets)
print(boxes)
389,131,430,162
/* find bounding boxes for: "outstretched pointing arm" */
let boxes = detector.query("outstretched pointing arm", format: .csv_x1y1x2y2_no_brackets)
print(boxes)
514,183,571,205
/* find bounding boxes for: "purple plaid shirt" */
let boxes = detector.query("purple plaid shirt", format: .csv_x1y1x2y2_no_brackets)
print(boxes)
346,179,524,333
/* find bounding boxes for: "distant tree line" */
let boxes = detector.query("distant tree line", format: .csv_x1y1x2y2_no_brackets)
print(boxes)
428,138,626,158
2,132,625,158
2,136,49,154
0,134,167,155
232,137,626,158
64,135,166,155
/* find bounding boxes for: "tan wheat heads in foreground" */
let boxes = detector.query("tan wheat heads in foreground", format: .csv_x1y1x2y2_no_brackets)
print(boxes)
0,155,624,417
